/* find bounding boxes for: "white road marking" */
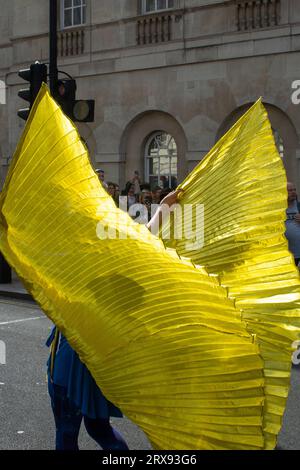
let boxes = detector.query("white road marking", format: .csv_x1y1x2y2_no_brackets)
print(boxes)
0,316,44,326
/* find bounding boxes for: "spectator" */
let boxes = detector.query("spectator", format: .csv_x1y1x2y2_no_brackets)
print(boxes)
152,186,162,204
140,183,151,192
121,182,136,209
95,169,108,190
171,176,178,190
285,181,300,266
131,171,141,198
140,189,153,222
114,184,120,206
160,175,169,189
107,182,116,199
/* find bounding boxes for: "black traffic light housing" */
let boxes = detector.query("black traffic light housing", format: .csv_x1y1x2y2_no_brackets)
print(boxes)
56,79,77,119
18,62,48,121
56,78,95,123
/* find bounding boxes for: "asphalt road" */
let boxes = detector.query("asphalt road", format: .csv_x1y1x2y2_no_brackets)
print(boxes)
0,297,299,450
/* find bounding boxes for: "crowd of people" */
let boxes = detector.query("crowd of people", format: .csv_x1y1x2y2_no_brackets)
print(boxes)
95,168,174,221
96,169,300,268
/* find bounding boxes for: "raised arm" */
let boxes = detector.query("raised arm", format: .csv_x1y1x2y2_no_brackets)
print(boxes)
146,189,183,235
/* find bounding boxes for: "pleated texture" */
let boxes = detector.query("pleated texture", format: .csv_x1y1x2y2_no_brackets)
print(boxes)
0,84,266,449
163,99,300,449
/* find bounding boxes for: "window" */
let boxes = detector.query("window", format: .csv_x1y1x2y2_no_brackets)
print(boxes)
145,132,178,189
273,129,284,159
142,0,175,14
62,0,86,29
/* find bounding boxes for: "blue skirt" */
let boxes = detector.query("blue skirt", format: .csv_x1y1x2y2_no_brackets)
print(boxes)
46,327,123,420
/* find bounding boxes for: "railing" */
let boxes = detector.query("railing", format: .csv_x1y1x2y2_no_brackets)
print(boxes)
58,29,85,57
236,0,281,31
137,12,177,45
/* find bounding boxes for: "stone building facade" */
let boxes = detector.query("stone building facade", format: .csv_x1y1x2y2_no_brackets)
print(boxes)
0,0,300,191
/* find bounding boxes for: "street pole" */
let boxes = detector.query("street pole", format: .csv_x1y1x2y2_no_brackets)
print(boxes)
49,0,58,95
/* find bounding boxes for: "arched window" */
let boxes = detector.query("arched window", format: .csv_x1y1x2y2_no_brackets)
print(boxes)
145,132,177,189
272,129,285,159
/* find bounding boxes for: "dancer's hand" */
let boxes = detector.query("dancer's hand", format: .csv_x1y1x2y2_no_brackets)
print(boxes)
160,189,184,207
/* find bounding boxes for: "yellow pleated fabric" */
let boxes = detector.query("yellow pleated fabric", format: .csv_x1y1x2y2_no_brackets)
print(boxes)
163,99,300,449
0,84,295,449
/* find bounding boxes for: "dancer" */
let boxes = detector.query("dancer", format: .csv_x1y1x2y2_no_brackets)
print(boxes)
47,327,129,451
47,188,181,450
2,86,300,450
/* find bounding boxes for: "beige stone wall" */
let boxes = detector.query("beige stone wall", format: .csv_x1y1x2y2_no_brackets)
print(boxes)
0,0,300,190
12,0,49,38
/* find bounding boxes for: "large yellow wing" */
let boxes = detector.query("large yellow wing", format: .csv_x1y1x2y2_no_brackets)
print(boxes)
163,99,300,449
0,84,265,449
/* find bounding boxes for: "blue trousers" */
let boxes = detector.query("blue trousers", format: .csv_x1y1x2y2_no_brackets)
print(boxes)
48,380,129,451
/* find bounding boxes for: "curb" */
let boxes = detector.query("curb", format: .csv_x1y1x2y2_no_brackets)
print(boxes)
0,289,33,302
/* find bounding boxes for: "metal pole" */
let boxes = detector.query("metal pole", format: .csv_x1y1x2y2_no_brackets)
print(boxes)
49,0,58,95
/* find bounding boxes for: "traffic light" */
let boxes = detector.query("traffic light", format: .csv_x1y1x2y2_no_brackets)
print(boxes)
18,62,48,121
73,99,95,123
56,79,95,123
56,79,77,119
